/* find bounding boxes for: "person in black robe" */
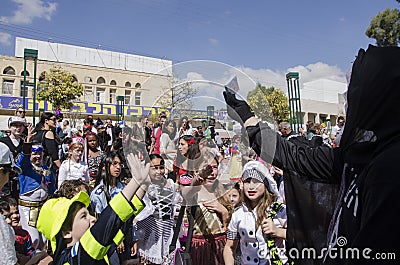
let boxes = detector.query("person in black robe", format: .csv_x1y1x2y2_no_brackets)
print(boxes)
223,45,400,264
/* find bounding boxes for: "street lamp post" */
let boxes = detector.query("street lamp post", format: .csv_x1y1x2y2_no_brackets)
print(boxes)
23,49,38,125
286,72,302,133
116,96,125,123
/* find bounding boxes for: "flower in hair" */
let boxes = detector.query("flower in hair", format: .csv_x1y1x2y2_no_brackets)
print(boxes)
187,138,196,145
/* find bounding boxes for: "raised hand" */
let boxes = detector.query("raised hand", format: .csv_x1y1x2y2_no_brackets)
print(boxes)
223,89,255,125
126,153,150,185
25,123,36,142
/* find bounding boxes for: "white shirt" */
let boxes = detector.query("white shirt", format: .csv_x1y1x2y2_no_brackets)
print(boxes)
330,125,342,138
160,133,177,171
0,215,17,265
63,125,72,138
58,159,89,187
227,204,288,265
106,127,113,146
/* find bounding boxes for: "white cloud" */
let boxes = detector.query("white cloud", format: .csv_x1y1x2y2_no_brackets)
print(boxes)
169,61,347,110
186,71,205,80
0,32,12,45
288,62,346,83
237,62,346,92
339,17,346,22
0,0,57,25
208,38,219,46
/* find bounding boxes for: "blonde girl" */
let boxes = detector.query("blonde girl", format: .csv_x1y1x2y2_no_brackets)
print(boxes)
224,161,288,265
228,182,242,210
58,142,89,187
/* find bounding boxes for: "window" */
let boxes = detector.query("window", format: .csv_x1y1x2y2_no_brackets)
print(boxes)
39,72,46,82
110,89,116,104
20,71,30,77
135,91,141,106
2,79,14,94
97,77,105,84
124,90,131,105
125,81,131,88
135,82,141,88
84,86,93,101
20,81,31,97
110,80,117,86
72,75,78,83
96,88,105,102
84,76,93,83
3,66,15,75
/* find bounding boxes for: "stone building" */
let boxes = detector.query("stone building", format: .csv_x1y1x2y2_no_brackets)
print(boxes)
0,37,172,129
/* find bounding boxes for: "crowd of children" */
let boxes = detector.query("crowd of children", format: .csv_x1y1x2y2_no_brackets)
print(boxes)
0,109,299,265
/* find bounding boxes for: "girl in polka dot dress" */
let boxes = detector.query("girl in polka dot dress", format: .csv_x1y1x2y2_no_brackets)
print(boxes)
223,161,288,265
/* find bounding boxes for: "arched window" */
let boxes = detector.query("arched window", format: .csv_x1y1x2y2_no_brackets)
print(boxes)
97,77,106,84
135,82,141,88
39,71,46,82
72,75,78,83
20,71,30,77
125,81,131,87
3,66,16,75
84,76,93,83
38,72,47,91
110,80,117,86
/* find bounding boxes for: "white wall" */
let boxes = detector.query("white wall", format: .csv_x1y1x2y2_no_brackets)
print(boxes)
15,37,172,76
301,79,347,104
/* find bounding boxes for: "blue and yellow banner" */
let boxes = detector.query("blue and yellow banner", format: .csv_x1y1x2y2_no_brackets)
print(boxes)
0,96,231,120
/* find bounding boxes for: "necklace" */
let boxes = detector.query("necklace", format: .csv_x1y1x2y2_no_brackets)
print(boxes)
32,163,51,177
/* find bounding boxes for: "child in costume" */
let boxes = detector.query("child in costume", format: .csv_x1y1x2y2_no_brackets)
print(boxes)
224,161,288,265
36,153,149,265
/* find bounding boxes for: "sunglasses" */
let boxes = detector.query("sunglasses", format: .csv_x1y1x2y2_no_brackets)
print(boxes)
150,165,165,170
17,110,26,114
111,161,125,168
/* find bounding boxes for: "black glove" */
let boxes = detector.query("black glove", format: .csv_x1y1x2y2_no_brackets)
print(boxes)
223,89,255,124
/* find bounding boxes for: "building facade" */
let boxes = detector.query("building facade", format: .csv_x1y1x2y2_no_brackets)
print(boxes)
0,37,173,128
299,78,347,126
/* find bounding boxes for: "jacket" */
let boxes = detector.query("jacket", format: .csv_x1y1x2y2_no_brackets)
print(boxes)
17,153,56,196
56,192,144,265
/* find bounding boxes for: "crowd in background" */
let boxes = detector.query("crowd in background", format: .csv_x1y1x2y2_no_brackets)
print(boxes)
0,106,344,265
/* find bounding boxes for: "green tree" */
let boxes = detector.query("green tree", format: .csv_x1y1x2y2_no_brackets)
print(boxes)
366,3,400,47
37,67,83,111
247,83,289,123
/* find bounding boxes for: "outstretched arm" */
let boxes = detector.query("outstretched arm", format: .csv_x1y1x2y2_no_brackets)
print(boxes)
223,90,340,184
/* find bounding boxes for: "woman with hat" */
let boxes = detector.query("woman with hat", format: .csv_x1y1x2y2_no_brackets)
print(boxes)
17,124,56,251
224,161,288,265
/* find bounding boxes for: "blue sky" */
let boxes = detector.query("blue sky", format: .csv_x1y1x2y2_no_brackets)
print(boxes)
0,0,398,89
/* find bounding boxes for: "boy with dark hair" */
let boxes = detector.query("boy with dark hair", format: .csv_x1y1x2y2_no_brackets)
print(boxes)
4,197,43,264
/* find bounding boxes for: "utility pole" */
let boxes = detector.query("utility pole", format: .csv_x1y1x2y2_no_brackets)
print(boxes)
23,49,38,125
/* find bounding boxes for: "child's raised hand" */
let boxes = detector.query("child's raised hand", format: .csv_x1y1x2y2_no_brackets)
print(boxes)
25,123,36,142
126,153,150,185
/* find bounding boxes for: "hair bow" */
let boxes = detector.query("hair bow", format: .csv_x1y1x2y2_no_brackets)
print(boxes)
187,138,196,145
